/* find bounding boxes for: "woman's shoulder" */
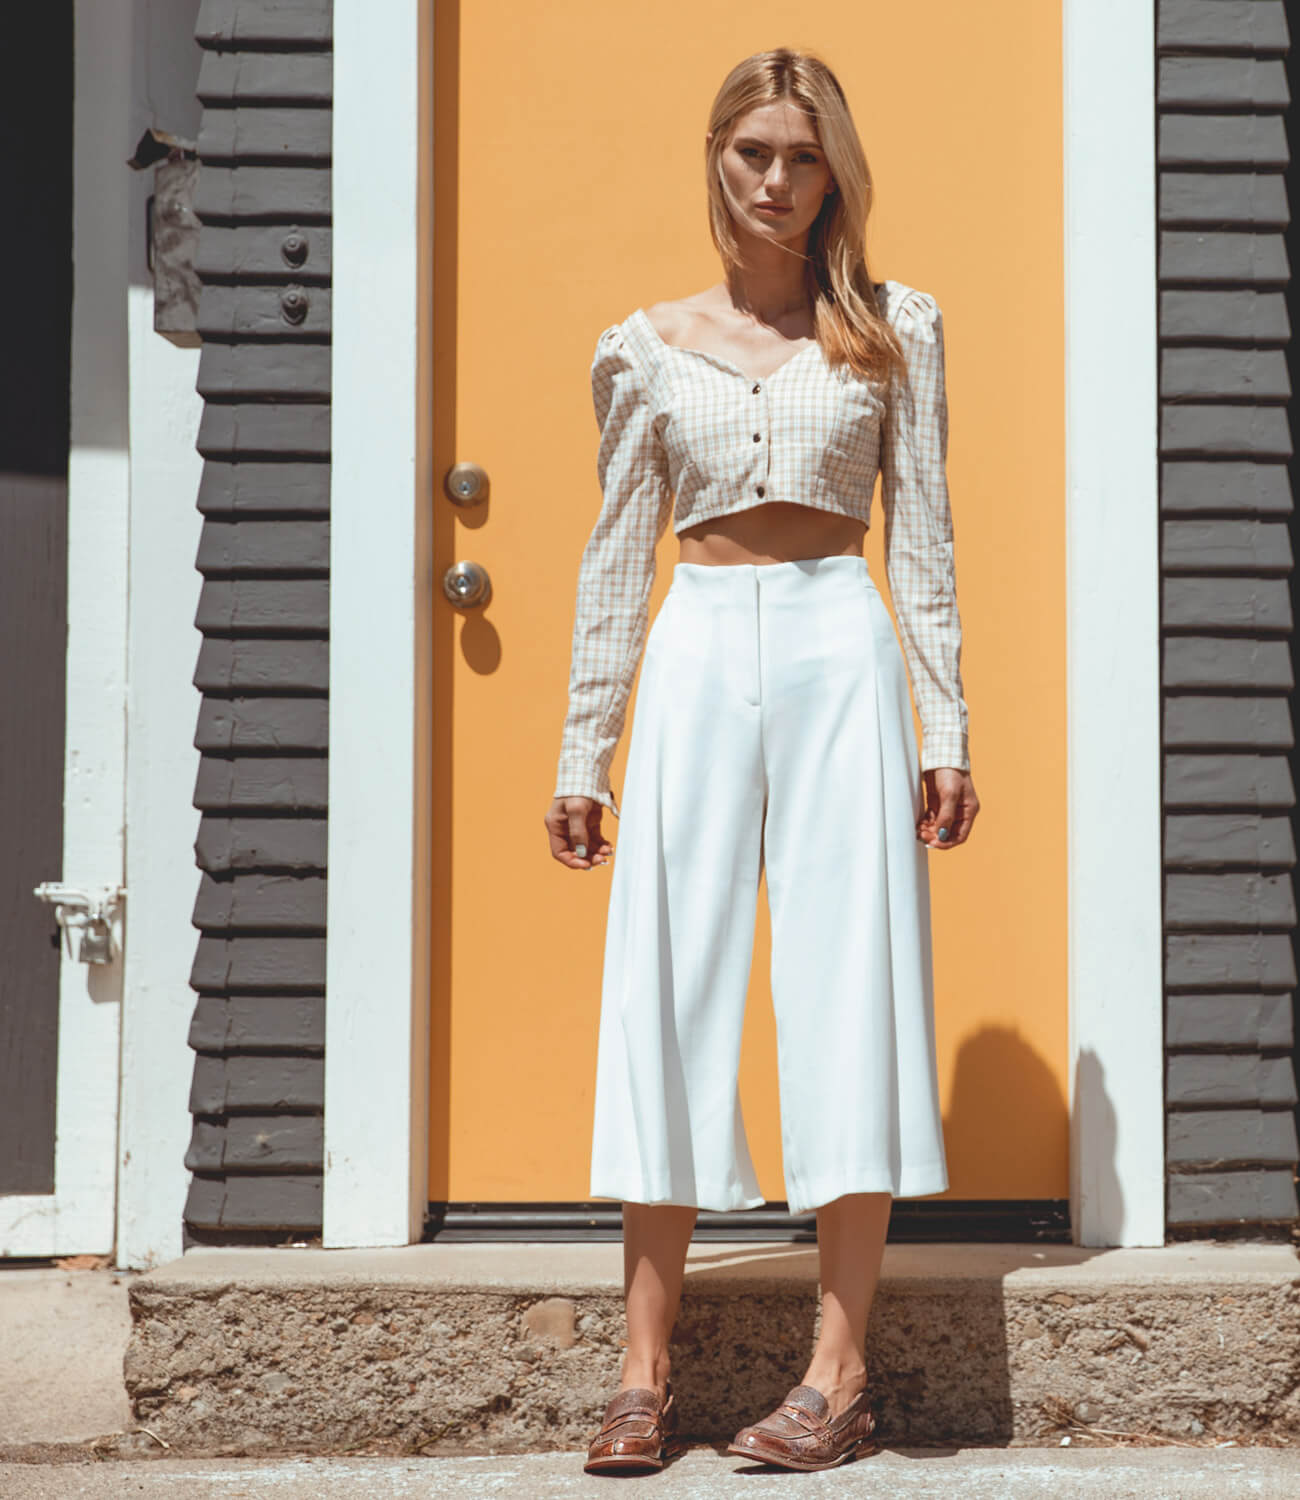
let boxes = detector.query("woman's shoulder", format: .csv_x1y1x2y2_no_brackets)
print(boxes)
591,312,646,367
873,278,942,340
593,295,684,350
640,293,713,346
592,293,711,377
590,307,664,406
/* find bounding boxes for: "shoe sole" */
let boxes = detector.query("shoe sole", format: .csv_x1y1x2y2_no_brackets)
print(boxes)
584,1454,665,1473
725,1436,878,1472
584,1434,687,1474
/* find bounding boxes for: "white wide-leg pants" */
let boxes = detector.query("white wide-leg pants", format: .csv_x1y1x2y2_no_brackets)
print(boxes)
588,554,949,1215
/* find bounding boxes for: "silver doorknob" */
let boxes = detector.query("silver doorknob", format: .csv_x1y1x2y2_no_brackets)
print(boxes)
444,462,489,506
442,560,492,609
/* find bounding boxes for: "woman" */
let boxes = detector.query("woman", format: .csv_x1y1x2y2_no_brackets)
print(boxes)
543,47,980,1474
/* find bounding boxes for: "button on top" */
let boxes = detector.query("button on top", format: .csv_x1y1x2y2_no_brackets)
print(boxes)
752,382,761,394
753,432,762,442
756,485,766,497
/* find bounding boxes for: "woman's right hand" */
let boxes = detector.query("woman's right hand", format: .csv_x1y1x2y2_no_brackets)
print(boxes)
544,796,613,870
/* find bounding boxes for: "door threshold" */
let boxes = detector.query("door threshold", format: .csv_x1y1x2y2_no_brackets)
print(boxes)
423,1199,1071,1242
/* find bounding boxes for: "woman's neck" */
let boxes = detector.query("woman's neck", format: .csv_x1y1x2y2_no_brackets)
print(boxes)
723,239,811,326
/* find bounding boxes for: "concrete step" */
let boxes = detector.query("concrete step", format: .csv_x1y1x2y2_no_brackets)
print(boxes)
6,1448,1300,1499
125,1242,1300,1454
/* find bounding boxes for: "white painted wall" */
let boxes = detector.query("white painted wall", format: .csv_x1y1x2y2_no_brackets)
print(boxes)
116,0,205,1270
324,0,434,1248
118,291,204,1269
1063,0,1166,1246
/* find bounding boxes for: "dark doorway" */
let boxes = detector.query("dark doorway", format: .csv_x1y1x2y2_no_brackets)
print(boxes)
0,0,72,1194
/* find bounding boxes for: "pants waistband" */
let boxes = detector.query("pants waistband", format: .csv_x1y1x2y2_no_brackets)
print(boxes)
667,553,874,603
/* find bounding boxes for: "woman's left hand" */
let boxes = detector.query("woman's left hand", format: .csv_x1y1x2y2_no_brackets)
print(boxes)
917,767,978,850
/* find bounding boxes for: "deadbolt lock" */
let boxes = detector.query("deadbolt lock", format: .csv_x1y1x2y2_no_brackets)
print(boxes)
444,462,489,506
442,560,492,609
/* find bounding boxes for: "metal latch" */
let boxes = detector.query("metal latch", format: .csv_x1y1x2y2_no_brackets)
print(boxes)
33,883,126,964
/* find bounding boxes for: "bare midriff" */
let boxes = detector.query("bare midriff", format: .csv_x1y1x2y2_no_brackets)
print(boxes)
677,500,866,566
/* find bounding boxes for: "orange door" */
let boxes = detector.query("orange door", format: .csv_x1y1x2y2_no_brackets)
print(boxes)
430,1,1066,1206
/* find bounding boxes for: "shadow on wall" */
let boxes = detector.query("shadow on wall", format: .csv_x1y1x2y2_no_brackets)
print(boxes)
941,1024,1071,1201
1071,1043,1122,1246
940,1030,1125,1236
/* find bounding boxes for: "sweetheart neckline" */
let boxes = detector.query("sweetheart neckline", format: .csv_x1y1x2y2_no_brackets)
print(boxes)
629,307,826,385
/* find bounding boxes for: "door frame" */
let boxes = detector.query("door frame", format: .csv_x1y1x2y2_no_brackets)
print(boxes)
0,0,132,1258
323,0,435,1249
321,0,1167,1249
1062,0,1165,1246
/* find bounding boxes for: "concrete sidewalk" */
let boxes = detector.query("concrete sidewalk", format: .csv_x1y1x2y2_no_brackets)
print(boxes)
0,1265,133,1445
3,1447,1300,1498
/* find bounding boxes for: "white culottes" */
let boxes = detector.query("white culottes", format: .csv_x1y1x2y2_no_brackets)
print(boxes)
589,554,949,1215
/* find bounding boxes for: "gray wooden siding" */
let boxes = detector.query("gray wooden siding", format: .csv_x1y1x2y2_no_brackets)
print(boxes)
1158,0,1299,1233
183,0,331,1241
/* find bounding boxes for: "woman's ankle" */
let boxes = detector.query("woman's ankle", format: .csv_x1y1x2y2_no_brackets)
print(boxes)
620,1353,672,1399
805,1348,867,1375
801,1351,868,1393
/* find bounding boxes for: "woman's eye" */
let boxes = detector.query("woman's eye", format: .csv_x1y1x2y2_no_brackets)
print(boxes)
737,146,819,164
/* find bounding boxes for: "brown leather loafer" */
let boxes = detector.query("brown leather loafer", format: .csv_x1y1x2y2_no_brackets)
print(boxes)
584,1380,682,1473
727,1382,878,1471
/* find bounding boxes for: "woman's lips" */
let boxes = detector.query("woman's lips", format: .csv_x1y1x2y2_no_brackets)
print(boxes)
755,203,792,215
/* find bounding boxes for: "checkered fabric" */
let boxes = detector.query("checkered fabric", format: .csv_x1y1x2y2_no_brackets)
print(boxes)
554,279,970,817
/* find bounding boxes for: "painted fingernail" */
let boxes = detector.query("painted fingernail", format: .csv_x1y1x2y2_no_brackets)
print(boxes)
575,844,587,859
937,828,950,840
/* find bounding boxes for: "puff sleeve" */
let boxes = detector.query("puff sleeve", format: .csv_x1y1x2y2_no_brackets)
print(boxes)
554,325,674,817
878,287,971,773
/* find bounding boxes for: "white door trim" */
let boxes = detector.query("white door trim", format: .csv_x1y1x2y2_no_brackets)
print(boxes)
112,0,210,1274
1062,0,1166,1246
0,0,132,1258
116,306,205,1270
323,0,434,1248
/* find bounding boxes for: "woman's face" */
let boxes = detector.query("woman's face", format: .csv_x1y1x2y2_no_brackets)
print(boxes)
714,99,835,248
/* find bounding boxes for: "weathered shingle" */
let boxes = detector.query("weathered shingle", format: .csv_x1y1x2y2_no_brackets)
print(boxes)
184,6,333,1243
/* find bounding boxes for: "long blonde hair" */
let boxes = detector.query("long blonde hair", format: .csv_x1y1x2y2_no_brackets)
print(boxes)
704,48,903,387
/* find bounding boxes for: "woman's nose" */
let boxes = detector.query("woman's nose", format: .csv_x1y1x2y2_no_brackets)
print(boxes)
765,158,789,191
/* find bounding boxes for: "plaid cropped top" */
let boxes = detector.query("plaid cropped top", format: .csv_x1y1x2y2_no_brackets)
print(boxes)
554,278,970,817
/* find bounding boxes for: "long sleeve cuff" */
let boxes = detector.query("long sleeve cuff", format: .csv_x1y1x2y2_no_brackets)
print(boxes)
554,758,621,819
918,724,969,774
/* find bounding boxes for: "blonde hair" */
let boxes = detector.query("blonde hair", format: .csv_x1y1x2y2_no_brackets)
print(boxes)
704,48,904,386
